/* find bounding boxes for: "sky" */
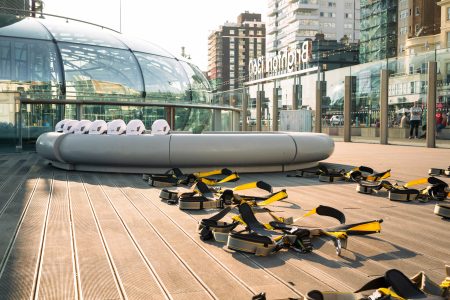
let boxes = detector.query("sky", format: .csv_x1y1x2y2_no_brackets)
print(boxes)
42,0,268,71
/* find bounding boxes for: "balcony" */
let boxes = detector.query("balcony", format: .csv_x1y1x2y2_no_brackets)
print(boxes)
268,6,278,16
267,26,278,35
291,0,319,12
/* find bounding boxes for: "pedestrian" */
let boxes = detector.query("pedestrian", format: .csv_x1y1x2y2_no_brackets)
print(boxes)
400,112,409,128
409,101,421,139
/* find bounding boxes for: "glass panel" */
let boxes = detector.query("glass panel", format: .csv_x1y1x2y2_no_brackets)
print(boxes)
82,105,165,129
59,42,143,101
38,18,126,49
21,103,62,149
115,34,174,58
179,60,211,104
134,52,190,103
0,37,62,99
0,92,16,147
174,107,212,132
0,14,52,40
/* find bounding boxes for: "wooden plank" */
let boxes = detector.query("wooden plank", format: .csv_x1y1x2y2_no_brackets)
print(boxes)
35,172,77,299
97,174,213,300
67,174,123,300
81,174,167,300
0,172,53,299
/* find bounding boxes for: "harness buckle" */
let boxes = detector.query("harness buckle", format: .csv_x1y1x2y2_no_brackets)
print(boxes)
290,228,313,253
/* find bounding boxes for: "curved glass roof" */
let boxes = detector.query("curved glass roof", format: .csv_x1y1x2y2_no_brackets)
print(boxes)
0,13,211,104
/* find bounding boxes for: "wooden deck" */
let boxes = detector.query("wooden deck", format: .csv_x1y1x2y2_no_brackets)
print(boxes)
0,142,448,299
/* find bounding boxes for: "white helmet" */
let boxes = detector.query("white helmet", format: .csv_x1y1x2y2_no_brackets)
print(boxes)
55,119,72,132
126,119,146,135
62,120,79,134
74,120,92,134
89,120,108,135
107,119,127,135
151,119,170,135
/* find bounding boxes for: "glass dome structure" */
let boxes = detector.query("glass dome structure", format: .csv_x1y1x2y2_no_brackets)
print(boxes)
0,14,235,149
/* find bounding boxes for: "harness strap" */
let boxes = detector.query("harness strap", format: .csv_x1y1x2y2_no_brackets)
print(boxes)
429,167,450,177
434,203,450,219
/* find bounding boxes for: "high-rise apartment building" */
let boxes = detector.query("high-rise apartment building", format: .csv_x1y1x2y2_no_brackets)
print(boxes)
208,12,265,92
397,0,440,56
266,0,360,55
359,0,398,63
0,0,30,15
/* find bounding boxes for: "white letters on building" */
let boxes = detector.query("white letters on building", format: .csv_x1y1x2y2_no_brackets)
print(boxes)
248,41,312,78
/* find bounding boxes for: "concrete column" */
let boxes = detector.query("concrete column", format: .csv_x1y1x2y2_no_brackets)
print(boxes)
256,90,263,131
427,61,437,148
380,69,389,145
272,87,279,131
315,81,322,133
292,84,299,110
344,76,352,142
242,89,248,131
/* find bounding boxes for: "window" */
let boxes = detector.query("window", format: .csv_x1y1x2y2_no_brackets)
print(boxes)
400,9,409,19
415,7,420,16
345,13,353,19
344,23,352,29
415,24,420,34
229,29,235,34
328,2,335,7
447,32,450,48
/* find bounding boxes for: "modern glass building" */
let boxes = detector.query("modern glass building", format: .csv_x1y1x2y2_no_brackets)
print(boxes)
0,14,241,150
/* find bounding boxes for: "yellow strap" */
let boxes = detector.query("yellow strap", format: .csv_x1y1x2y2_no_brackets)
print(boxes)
194,169,223,178
303,207,317,218
347,221,382,233
200,178,217,186
233,181,260,191
323,231,348,239
441,279,450,288
232,215,246,226
367,170,391,181
257,190,288,206
217,173,239,184
378,288,405,300
405,177,429,188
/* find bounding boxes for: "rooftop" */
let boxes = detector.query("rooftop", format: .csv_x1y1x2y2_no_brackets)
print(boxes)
0,142,448,299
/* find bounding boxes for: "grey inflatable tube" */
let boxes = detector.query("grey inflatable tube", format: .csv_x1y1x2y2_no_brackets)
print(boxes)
36,132,334,173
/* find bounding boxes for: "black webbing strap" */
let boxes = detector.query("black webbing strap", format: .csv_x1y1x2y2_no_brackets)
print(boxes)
429,167,450,177
198,207,239,241
355,269,426,299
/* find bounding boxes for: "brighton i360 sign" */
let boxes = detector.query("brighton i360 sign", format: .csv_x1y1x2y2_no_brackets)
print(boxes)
249,41,312,78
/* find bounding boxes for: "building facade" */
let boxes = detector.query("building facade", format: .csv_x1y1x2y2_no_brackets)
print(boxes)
207,12,265,92
359,0,398,63
0,14,242,151
266,0,360,56
397,0,441,56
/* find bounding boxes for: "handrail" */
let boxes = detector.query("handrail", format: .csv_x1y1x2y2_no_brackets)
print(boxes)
0,7,120,33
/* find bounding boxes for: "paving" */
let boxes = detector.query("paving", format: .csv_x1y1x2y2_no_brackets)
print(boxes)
0,142,448,299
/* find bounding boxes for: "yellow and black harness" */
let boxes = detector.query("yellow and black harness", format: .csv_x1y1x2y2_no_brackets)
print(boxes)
356,176,449,202
144,168,239,187
161,181,288,210
198,203,382,256
306,265,450,300
291,165,390,184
